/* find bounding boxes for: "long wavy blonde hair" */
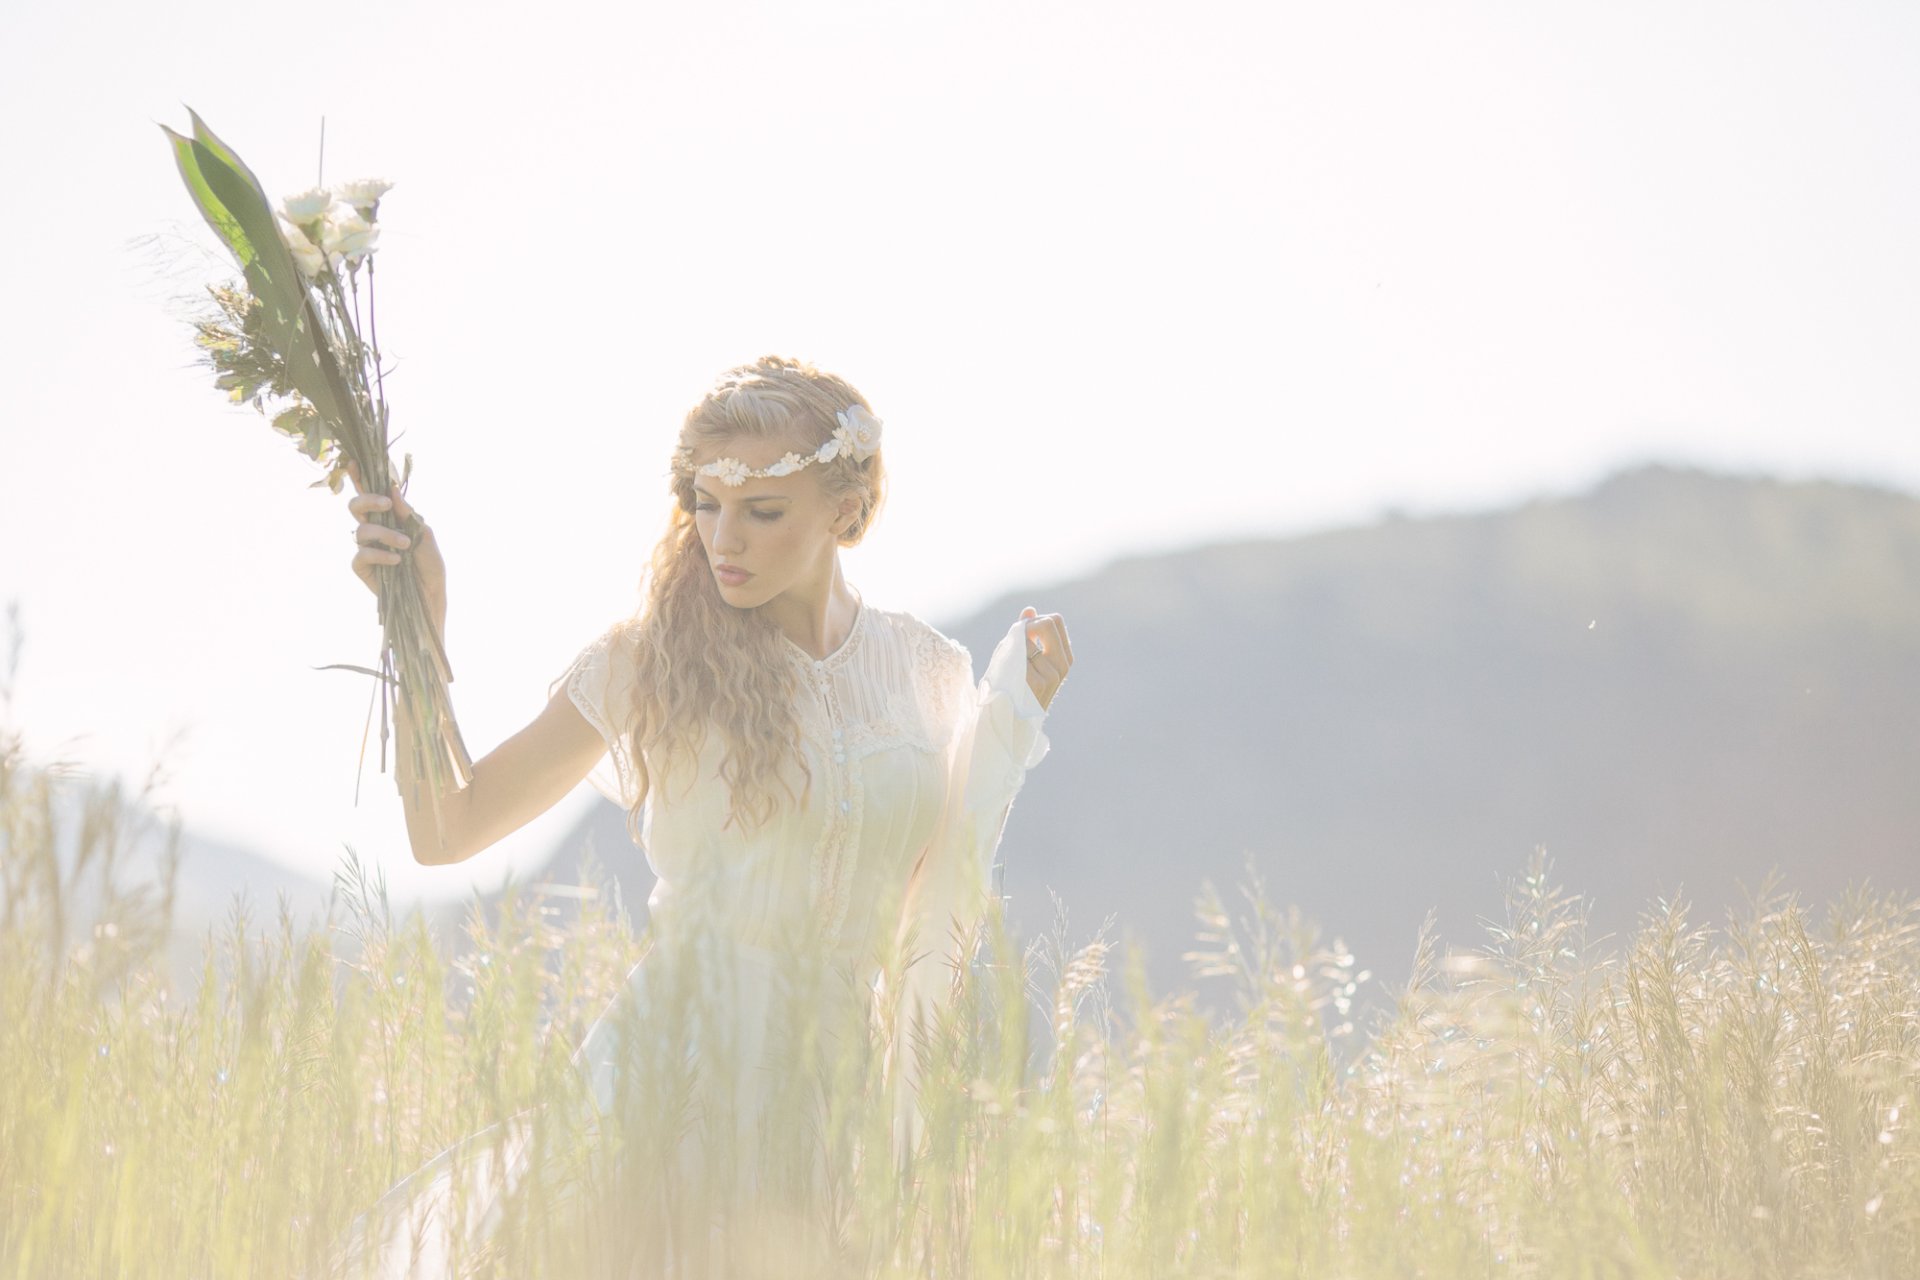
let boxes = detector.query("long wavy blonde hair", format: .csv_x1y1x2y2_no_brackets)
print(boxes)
604,355,888,842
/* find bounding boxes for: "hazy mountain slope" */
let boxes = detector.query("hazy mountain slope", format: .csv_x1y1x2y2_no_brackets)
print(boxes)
11,772,335,990
545,465,1920,997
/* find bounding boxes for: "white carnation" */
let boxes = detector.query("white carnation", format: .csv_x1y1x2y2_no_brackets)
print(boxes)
282,188,332,223
321,207,380,265
335,177,394,216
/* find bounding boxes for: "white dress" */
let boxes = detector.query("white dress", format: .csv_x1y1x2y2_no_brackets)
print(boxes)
330,593,1050,1277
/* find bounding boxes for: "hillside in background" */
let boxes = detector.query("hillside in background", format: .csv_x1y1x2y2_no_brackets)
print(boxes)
546,464,1920,998
9,773,338,990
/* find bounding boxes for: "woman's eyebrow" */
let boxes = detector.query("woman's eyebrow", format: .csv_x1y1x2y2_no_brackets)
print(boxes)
693,486,792,502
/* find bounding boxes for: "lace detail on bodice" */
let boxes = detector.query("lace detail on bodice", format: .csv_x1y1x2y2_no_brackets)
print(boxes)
910,620,973,747
782,607,968,760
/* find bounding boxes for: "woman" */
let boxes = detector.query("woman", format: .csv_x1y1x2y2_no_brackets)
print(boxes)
330,355,1072,1276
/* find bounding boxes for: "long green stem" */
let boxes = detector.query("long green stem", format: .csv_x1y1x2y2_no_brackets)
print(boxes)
367,256,388,441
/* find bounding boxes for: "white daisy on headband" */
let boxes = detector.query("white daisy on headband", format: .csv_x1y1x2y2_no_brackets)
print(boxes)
676,405,885,486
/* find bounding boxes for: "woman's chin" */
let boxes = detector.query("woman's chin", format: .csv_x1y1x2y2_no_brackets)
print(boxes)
714,578,759,606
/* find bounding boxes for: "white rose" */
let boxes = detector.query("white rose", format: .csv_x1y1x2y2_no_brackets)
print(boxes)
335,177,394,217
277,214,327,280
321,207,380,265
282,187,332,224
836,405,883,454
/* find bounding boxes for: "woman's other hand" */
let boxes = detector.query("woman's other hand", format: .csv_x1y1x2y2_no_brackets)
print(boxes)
345,458,447,634
1019,605,1073,711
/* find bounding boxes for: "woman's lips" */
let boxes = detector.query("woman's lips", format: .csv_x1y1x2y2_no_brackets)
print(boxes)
716,566,752,584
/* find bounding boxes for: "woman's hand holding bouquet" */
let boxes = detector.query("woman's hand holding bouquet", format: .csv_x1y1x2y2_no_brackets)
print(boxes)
345,458,446,641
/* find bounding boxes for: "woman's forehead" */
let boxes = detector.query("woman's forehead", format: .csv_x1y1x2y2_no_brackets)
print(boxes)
687,431,812,471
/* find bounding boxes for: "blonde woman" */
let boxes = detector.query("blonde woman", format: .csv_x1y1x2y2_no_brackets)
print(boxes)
331,355,1071,1275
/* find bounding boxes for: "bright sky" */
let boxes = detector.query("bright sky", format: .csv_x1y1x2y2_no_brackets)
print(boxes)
2,0,1915,903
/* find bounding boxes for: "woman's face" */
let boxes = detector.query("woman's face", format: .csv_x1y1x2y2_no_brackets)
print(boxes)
689,434,856,607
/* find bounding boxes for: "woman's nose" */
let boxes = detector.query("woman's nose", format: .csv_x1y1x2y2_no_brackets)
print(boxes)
713,513,746,556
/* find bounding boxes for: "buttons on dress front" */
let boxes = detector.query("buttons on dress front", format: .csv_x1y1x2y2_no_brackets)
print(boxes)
793,603,875,948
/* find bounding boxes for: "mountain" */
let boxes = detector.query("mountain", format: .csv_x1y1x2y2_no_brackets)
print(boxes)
539,464,1920,1001
4,769,336,992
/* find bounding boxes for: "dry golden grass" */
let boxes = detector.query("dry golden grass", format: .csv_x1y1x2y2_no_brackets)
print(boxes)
3,664,1915,1277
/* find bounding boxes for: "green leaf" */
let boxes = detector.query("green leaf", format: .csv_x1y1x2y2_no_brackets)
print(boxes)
159,124,251,268
191,153,330,401
186,116,311,322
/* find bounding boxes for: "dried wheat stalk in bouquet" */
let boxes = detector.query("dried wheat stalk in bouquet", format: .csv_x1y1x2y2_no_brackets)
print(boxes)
160,108,472,839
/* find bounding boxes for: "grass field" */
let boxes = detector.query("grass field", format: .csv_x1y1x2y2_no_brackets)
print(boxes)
3,707,1915,1279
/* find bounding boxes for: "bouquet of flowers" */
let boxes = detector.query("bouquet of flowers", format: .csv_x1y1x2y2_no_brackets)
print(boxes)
160,108,472,837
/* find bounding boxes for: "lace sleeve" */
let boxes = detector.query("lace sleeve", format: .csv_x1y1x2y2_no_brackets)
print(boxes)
888,615,1051,1149
550,623,642,810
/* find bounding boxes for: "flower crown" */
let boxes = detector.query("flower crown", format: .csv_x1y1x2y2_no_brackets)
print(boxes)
673,404,884,486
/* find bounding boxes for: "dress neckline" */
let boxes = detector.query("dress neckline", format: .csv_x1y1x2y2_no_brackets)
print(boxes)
780,590,866,668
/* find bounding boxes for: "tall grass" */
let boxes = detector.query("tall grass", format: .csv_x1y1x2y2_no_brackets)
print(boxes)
2,657,1915,1275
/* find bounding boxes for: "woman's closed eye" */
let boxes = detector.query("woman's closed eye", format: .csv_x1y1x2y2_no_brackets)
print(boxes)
694,502,783,522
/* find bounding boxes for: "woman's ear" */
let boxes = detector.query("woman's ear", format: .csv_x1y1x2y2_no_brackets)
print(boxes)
835,494,862,535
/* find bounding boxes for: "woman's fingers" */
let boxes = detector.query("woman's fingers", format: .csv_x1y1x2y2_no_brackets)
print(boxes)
342,459,417,525
1020,609,1072,666
1016,607,1073,709
355,517,413,553
353,542,404,572
344,475,426,546
342,463,437,603
349,488,410,595
346,493,427,545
